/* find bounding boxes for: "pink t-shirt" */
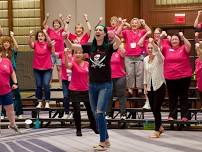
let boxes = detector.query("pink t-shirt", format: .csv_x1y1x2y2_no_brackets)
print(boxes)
68,33,90,45
32,41,53,70
47,27,64,53
122,29,146,56
162,44,192,79
195,58,202,92
111,50,126,78
68,61,89,91
0,58,13,95
198,23,202,29
59,52,73,81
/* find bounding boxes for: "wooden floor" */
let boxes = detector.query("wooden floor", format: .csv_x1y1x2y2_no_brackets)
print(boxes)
0,128,202,152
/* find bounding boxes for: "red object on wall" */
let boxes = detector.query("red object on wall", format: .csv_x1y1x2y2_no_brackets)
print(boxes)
175,13,185,24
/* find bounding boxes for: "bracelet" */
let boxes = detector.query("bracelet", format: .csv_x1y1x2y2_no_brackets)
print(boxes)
13,83,18,85
86,20,88,22
66,21,69,24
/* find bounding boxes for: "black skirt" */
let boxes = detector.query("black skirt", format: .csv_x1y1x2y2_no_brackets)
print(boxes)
69,90,89,102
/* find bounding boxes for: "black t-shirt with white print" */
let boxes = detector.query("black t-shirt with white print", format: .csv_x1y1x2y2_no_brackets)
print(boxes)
82,43,117,83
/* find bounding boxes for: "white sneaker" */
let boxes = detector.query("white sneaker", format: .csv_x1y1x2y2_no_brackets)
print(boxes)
45,102,50,109
17,115,23,119
68,113,73,119
8,125,21,133
105,115,112,120
128,88,133,95
143,100,150,110
62,114,69,119
36,102,42,108
120,115,127,120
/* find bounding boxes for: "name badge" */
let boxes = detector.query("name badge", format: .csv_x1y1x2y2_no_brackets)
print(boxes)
169,48,174,52
130,43,136,48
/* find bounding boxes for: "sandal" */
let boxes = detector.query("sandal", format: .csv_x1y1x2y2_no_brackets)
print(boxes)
93,144,107,151
105,141,111,148
149,131,160,138
159,126,164,134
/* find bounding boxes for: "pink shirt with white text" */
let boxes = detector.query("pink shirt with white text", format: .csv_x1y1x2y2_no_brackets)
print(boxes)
47,27,64,53
68,61,89,91
122,29,146,56
111,50,126,78
162,44,192,79
195,58,202,92
0,58,13,95
32,41,52,70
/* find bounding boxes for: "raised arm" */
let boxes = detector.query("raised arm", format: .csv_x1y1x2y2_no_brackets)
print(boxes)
43,13,50,30
194,10,202,28
64,14,71,33
96,17,103,26
149,38,164,62
137,31,151,47
139,19,152,33
59,13,65,27
83,14,91,36
43,29,52,45
119,45,126,58
28,30,34,49
195,42,202,60
179,32,191,53
64,48,73,69
115,19,126,35
10,31,18,51
63,32,82,51
195,32,200,43
43,29,55,55
108,31,121,50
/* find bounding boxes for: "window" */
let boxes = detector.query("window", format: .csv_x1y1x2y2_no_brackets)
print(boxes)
156,0,202,5
0,0,44,51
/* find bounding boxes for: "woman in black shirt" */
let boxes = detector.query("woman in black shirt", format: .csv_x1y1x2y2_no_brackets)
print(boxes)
65,24,121,151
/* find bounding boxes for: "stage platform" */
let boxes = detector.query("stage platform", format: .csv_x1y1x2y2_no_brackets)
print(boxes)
0,128,202,152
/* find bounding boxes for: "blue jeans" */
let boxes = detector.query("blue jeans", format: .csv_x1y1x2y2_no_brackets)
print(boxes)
89,81,113,142
62,80,70,114
33,69,52,101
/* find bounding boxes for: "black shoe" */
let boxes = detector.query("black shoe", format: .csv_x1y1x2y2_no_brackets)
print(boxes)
90,124,99,134
92,128,99,134
76,130,82,136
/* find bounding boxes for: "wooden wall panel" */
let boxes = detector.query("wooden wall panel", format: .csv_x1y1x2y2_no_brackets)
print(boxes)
105,0,140,26
140,0,202,28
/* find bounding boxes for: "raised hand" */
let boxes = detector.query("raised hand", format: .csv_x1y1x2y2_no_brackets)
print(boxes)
59,13,63,18
46,12,50,18
195,32,199,37
179,32,184,37
198,10,202,16
83,14,88,21
10,31,14,37
108,31,115,39
29,30,34,36
66,14,71,22
148,38,154,43
139,19,146,26
195,43,200,48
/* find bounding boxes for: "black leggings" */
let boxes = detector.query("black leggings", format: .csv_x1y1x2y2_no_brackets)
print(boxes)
166,77,191,119
69,91,96,131
147,83,166,131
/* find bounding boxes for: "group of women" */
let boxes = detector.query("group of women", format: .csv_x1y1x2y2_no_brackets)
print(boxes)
0,10,202,151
